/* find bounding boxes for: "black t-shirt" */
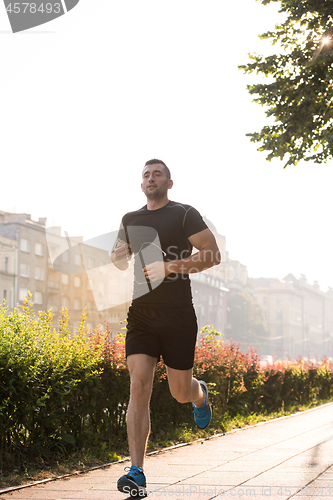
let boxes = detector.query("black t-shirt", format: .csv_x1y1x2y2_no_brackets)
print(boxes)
117,200,208,308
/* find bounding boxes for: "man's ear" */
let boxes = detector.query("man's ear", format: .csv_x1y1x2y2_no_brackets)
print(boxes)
168,180,174,190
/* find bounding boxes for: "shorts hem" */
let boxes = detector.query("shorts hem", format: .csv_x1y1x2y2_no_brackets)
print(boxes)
126,350,160,361
164,362,194,371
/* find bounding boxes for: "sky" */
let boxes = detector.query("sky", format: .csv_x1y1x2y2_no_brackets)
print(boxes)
1,0,332,291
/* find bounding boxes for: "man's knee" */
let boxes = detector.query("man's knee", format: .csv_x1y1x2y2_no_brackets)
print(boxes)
170,387,191,404
130,377,152,401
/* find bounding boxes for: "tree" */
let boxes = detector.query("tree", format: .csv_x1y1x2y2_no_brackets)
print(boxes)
239,0,333,167
227,291,269,353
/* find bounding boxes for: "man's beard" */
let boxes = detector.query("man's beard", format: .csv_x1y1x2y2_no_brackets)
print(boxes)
144,183,168,200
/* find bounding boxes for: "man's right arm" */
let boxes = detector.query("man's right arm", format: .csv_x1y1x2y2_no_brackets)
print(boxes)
111,239,132,270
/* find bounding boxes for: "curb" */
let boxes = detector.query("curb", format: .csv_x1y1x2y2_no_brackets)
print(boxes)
1,401,332,495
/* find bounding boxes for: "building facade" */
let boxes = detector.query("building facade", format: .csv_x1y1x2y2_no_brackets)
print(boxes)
191,271,228,335
0,232,17,308
251,274,333,359
0,211,128,336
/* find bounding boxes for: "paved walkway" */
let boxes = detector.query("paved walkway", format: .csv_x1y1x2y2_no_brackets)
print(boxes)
1,403,333,500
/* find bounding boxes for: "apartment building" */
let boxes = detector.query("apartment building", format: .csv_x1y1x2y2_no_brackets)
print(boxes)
191,271,228,335
0,232,16,308
251,274,333,359
0,211,48,310
0,211,128,336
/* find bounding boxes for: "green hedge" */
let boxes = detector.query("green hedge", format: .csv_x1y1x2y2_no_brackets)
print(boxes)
0,299,104,457
1,301,332,464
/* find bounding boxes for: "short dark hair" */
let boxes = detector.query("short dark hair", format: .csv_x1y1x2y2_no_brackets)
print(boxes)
144,159,171,180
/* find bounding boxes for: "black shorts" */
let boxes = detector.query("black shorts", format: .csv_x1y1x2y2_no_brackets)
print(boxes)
126,305,198,370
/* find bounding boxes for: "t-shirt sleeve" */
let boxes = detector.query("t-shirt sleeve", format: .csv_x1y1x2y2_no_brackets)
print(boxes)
183,206,208,239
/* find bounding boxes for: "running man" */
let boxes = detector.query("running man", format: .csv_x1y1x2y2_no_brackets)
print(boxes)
111,159,221,497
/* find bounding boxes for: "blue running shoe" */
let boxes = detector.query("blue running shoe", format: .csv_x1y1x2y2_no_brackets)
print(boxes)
192,380,212,429
117,465,147,497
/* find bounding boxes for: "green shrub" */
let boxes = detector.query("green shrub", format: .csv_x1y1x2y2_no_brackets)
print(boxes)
0,296,105,459
1,302,332,472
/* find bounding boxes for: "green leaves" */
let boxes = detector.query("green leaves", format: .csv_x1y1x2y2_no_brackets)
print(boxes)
0,298,106,458
240,0,333,166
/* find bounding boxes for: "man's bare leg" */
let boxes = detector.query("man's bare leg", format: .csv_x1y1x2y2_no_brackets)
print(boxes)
166,367,205,406
127,354,158,467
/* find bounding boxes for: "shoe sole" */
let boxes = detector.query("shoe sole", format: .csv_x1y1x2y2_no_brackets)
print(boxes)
117,476,147,497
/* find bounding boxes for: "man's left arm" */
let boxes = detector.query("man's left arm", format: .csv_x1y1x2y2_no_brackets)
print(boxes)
144,228,221,282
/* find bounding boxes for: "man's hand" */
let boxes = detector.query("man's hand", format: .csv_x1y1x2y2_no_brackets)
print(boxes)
157,229,221,276
143,261,167,282
111,239,132,270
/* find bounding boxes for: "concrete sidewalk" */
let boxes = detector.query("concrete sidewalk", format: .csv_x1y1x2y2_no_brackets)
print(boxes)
1,403,332,500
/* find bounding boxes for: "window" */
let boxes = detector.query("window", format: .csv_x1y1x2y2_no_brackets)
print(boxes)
61,274,69,285
74,254,81,266
35,267,44,281
20,239,30,253
3,289,7,300
35,243,44,256
62,251,69,263
74,298,81,310
20,263,30,278
276,310,283,321
87,301,95,312
276,325,283,337
4,257,9,274
34,291,43,304
88,257,95,268
61,296,69,309
48,281,59,290
19,288,29,302
74,276,81,288
109,295,118,306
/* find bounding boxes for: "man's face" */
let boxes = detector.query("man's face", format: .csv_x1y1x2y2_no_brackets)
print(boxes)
141,163,173,199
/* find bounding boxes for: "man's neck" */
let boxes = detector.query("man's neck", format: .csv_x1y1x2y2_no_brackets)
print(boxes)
146,196,169,211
